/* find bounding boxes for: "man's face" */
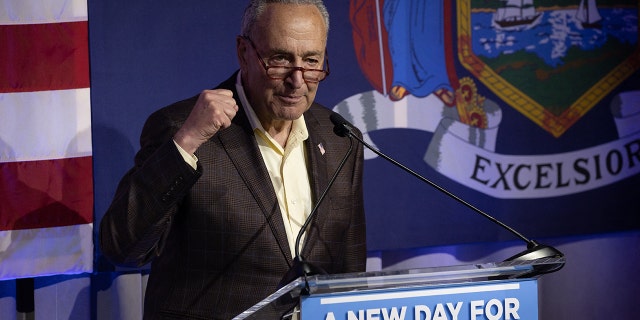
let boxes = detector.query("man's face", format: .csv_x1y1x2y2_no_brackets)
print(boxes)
238,3,327,125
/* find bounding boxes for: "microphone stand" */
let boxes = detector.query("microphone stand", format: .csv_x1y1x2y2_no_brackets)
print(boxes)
330,113,564,274
277,134,355,293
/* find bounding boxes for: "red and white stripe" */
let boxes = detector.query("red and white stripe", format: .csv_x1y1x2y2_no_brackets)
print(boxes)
0,0,93,280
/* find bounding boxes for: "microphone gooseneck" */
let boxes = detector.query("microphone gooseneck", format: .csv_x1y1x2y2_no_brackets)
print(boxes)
277,132,355,291
329,112,564,270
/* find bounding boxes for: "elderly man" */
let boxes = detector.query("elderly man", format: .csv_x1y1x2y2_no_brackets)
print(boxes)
99,0,367,319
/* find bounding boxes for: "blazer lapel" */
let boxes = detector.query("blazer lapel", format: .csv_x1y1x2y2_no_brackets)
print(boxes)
300,112,329,259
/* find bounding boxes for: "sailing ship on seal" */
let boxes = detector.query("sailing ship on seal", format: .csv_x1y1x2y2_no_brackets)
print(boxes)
493,0,541,28
576,0,602,28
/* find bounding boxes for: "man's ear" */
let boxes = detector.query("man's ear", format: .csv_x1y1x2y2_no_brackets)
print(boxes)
236,36,249,69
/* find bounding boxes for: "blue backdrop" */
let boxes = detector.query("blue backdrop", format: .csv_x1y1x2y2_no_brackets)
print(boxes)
89,0,640,265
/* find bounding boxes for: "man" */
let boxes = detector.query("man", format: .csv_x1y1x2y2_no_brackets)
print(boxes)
99,0,367,319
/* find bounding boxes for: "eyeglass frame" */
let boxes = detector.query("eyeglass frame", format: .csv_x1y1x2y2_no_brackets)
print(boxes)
240,35,330,83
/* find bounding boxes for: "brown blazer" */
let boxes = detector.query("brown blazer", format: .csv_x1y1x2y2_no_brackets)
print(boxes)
99,72,367,319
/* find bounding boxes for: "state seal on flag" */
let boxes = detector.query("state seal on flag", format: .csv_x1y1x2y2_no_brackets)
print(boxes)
456,0,640,137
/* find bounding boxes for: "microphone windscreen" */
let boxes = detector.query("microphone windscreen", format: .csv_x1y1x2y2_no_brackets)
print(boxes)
330,112,351,137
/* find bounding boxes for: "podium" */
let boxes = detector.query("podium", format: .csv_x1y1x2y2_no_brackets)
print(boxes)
234,257,564,320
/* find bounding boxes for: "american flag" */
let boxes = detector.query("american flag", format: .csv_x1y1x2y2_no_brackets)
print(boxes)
0,0,93,280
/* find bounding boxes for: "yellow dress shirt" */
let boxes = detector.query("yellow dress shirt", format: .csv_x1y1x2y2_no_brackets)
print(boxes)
235,74,312,259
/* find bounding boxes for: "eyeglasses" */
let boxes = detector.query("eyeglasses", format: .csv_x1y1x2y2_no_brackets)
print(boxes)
242,36,330,83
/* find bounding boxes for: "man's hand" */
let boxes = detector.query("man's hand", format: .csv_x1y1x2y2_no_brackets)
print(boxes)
173,89,239,154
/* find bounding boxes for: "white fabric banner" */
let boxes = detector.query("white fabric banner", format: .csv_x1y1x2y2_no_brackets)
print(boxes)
0,88,92,162
334,89,640,199
0,0,87,25
0,224,93,279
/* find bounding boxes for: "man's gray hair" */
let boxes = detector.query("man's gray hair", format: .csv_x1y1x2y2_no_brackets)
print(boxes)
241,0,330,37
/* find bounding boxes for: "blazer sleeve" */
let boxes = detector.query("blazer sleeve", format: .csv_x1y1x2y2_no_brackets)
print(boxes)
99,103,201,267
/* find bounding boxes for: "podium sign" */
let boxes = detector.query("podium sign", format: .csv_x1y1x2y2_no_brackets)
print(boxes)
301,280,538,320
234,258,564,320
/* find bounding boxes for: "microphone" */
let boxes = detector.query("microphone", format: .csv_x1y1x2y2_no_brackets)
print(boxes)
330,112,564,273
277,130,355,291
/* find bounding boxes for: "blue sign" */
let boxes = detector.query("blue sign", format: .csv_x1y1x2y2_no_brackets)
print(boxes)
301,280,538,320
